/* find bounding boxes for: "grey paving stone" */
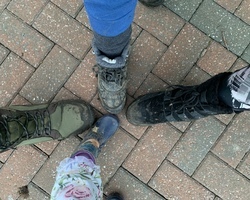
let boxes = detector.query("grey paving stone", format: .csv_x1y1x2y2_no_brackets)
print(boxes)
242,44,250,64
33,3,92,59
0,44,9,64
230,58,249,72
104,168,165,200
0,0,10,12
149,160,215,199
134,3,185,45
214,0,242,13
0,10,53,67
237,152,250,179
165,0,203,21
190,0,250,56
194,154,250,199
168,117,225,175
212,112,250,168
20,45,79,103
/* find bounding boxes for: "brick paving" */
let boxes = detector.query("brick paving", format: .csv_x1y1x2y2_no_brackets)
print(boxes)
0,0,250,199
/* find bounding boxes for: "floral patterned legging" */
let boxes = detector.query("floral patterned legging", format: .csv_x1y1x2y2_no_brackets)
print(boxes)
50,155,102,200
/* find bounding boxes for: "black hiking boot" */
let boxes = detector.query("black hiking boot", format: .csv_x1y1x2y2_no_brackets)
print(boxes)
139,0,164,7
0,100,94,153
127,72,234,125
106,192,124,200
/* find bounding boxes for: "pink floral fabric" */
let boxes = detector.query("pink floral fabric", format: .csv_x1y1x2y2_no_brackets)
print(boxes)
51,156,102,200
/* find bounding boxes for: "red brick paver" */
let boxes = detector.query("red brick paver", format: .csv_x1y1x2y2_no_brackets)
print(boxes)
0,10,53,67
152,24,210,84
194,154,250,199
0,1,250,200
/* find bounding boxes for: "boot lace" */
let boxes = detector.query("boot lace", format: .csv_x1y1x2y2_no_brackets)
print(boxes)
0,110,51,151
93,65,127,87
164,85,207,120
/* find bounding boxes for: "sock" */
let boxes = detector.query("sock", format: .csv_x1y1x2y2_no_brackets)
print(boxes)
220,65,250,110
93,26,131,59
71,150,96,163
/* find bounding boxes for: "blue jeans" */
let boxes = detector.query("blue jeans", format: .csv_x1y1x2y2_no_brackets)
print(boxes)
84,0,137,58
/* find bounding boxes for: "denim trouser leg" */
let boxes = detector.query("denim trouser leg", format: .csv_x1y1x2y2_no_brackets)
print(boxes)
84,0,136,58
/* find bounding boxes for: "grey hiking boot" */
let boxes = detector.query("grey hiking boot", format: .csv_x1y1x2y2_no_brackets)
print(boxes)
92,42,130,114
139,0,164,7
0,100,94,153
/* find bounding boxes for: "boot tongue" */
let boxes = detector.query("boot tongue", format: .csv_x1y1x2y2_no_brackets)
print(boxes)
49,104,62,131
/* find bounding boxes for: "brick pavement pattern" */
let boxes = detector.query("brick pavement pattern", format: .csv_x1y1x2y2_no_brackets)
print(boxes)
0,0,250,199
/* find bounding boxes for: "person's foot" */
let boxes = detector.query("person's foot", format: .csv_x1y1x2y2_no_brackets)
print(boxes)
0,100,94,153
139,0,164,7
127,72,234,125
83,114,119,148
73,114,119,158
106,192,124,200
93,44,130,114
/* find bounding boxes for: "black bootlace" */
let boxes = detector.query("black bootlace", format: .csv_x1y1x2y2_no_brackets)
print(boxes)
164,85,207,120
0,110,51,151
93,65,126,86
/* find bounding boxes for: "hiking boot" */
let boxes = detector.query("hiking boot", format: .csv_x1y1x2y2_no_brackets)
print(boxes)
0,100,94,153
106,192,124,200
73,114,119,158
139,0,164,7
92,42,130,114
127,72,234,125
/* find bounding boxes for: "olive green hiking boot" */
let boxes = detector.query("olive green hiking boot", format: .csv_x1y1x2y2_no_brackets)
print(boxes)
0,100,94,153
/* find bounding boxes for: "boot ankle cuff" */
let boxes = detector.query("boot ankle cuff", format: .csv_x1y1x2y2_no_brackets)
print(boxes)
71,150,96,164
200,72,232,104
92,41,130,69
214,72,232,105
